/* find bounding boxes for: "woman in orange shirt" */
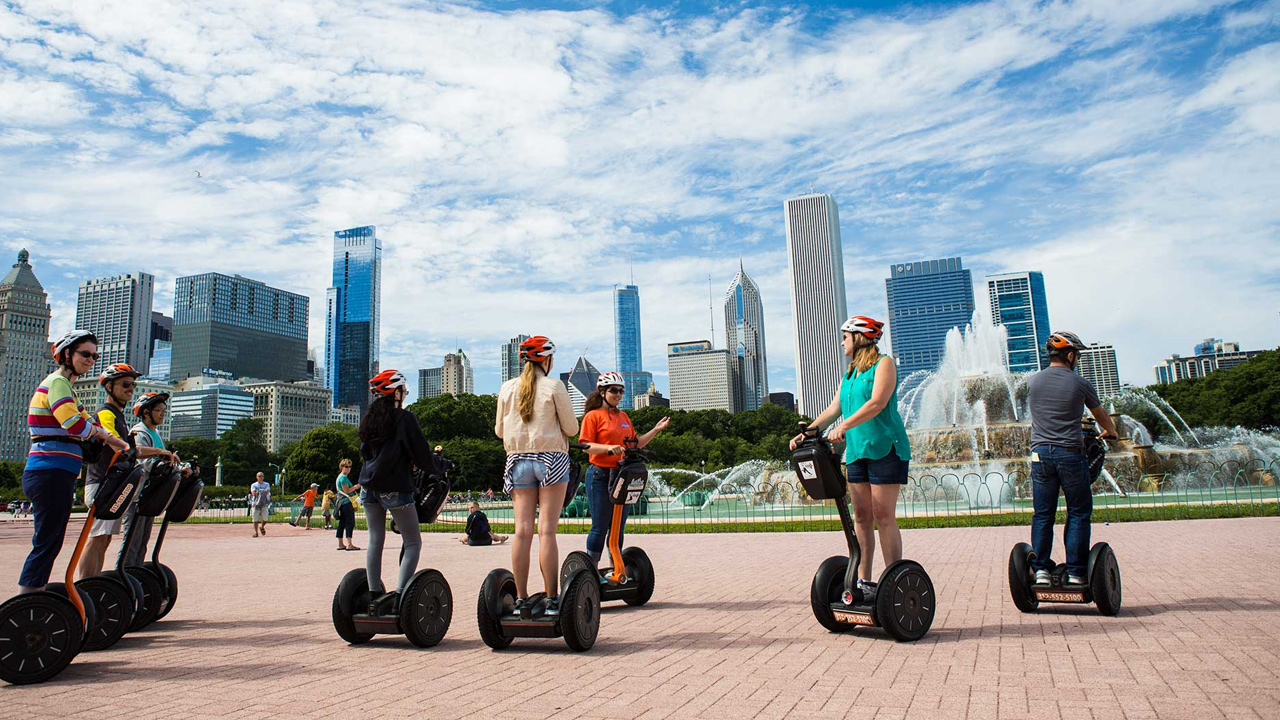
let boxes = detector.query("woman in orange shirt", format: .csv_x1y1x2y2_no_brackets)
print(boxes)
577,372,669,565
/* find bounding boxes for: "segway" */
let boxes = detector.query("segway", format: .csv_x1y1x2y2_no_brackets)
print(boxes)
1008,423,1122,616
75,454,152,651
332,452,453,648
115,455,182,632
477,453,600,651
146,459,204,621
0,450,140,685
792,423,936,641
561,439,655,607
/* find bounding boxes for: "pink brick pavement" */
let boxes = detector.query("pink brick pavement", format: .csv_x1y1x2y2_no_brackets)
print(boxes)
2,516,1278,719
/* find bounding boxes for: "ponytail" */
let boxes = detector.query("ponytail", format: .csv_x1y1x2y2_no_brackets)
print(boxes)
517,361,545,423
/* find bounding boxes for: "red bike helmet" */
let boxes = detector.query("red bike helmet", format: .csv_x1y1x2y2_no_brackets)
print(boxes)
370,369,408,396
841,316,885,341
1046,331,1087,357
133,391,171,417
519,336,556,363
100,363,141,386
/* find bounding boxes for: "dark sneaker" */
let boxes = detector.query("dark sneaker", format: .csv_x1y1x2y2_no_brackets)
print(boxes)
368,591,400,617
545,596,561,616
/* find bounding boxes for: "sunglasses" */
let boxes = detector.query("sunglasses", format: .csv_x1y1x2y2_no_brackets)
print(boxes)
119,381,136,389
605,387,624,395
76,350,100,361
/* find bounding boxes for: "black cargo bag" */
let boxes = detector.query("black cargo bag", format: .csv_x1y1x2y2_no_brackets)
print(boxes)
93,458,145,521
135,458,182,517
791,434,845,500
609,458,649,506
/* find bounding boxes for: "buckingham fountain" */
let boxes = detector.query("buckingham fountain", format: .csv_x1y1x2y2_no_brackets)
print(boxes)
642,314,1278,517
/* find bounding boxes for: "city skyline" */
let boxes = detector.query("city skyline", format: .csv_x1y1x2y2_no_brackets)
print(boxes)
4,1,1279,397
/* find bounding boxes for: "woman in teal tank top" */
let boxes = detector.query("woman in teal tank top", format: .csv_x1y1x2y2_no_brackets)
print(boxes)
789,316,911,593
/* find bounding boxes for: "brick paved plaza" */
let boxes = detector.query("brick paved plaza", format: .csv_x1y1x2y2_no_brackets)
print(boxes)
2,516,1278,719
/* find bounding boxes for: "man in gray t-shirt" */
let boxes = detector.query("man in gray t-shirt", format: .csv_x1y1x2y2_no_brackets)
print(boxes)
1025,331,1119,585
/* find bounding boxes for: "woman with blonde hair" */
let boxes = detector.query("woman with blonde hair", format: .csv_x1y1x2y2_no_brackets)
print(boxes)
790,316,911,596
494,336,578,614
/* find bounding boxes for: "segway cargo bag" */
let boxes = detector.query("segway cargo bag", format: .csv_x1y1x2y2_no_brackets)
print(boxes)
609,459,648,506
791,437,844,500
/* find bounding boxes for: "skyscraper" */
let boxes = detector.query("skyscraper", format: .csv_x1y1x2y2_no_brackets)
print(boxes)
667,341,735,412
501,334,530,383
171,273,309,382
150,311,172,355
418,367,443,399
0,250,52,461
784,193,847,417
326,225,382,411
441,349,473,395
886,257,975,376
169,378,255,440
725,262,768,411
1077,343,1121,398
614,284,652,411
986,271,1051,374
241,380,332,452
560,356,601,416
76,272,154,374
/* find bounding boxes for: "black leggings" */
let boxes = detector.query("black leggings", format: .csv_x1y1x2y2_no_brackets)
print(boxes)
335,503,355,539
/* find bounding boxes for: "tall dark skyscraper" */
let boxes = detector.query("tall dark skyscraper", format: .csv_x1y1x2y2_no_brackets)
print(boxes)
171,273,309,382
326,226,382,411
613,284,651,411
885,257,975,376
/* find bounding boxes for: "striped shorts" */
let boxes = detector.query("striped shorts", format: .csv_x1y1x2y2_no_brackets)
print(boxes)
503,452,571,493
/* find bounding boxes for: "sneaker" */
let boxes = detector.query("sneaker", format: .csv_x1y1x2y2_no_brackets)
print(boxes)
857,579,877,596
1066,574,1087,586
545,597,561,616
368,591,400,617
1034,570,1051,585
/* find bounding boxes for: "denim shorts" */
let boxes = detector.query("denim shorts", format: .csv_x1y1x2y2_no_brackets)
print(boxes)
361,489,416,509
846,448,909,485
507,458,569,490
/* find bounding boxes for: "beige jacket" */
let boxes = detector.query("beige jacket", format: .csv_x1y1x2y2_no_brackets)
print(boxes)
494,373,579,454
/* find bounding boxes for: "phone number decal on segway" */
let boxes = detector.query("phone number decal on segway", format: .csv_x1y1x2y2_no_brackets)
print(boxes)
833,609,875,626
1035,591,1086,603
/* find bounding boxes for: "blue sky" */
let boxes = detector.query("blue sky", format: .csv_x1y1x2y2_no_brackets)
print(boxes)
1,0,1278,397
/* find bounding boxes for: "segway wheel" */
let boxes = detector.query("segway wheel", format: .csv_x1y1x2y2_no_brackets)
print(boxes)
1008,543,1039,613
46,583,97,647
621,547,655,606
75,575,132,651
560,551,595,591
477,569,516,650
810,556,853,633
1089,543,1122,616
561,569,600,652
400,569,452,648
0,593,84,685
875,561,935,642
332,569,374,644
125,566,164,632
151,564,178,620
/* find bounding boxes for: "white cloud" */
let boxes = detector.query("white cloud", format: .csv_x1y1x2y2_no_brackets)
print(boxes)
0,0,1276,395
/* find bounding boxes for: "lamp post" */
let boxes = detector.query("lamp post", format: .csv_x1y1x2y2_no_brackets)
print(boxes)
268,462,284,490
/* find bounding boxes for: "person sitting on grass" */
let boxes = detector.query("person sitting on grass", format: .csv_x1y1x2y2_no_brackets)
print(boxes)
459,501,507,546
289,483,320,529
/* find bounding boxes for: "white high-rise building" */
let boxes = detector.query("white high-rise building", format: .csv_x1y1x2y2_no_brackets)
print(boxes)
1078,343,1121,398
784,193,848,417
76,272,154,375
442,349,473,395
0,250,52,461
667,341,735,412
725,262,768,412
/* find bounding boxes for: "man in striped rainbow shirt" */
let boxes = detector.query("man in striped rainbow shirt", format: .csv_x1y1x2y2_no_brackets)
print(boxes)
17,330,128,594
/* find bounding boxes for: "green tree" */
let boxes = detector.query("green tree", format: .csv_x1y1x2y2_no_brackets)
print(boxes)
406,393,498,441
1150,348,1280,431
436,437,506,492
283,423,362,493
170,437,223,468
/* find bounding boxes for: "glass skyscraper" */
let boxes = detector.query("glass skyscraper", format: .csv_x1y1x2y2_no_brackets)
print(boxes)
613,284,651,410
985,271,1051,374
326,226,382,411
725,262,768,411
171,273,309,382
885,257,975,376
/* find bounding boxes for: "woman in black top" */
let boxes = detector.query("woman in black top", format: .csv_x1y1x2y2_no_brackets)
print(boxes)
358,370,437,616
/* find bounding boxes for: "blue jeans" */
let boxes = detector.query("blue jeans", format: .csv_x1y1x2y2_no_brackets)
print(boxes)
1030,444,1092,576
19,467,78,588
585,465,628,562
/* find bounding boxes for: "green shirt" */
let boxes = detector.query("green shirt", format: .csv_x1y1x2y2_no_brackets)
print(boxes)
336,474,354,508
839,358,912,464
